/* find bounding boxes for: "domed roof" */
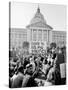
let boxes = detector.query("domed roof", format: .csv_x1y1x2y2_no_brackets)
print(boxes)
26,6,53,29
30,7,46,24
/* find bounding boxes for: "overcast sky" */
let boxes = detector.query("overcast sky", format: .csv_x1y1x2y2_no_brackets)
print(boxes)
11,2,66,31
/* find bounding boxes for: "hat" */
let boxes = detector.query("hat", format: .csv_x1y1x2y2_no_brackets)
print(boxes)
18,65,24,73
26,64,32,68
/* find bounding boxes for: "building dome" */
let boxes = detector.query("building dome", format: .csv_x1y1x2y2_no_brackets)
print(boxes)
26,6,53,29
30,7,46,24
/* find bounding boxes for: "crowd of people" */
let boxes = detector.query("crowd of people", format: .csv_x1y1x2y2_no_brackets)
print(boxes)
9,46,66,88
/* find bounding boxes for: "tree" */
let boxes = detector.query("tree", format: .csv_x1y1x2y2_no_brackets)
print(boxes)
50,42,56,49
23,41,29,49
22,42,29,55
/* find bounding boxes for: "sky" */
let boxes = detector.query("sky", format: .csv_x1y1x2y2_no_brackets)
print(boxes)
11,2,66,31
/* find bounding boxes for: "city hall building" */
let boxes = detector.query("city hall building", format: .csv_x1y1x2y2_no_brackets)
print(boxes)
26,7,53,53
10,7,66,53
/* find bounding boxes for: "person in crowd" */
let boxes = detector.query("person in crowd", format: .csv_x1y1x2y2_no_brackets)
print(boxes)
46,63,61,85
55,48,65,85
56,48,65,70
29,57,35,72
11,66,24,88
22,64,38,87
23,57,30,69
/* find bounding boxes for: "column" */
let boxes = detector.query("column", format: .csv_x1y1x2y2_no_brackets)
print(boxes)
42,30,43,41
41,29,43,41
49,30,52,43
31,29,33,41
31,29,32,41
48,30,49,42
47,30,49,45
37,29,38,41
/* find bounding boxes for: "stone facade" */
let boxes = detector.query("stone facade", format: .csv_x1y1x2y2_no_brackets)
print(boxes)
10,28,27,50
10,7,66,53
52,31,66,48
26,7,53,53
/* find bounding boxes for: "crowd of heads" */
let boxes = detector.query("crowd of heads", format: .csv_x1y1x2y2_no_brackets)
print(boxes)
9,45,66,88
